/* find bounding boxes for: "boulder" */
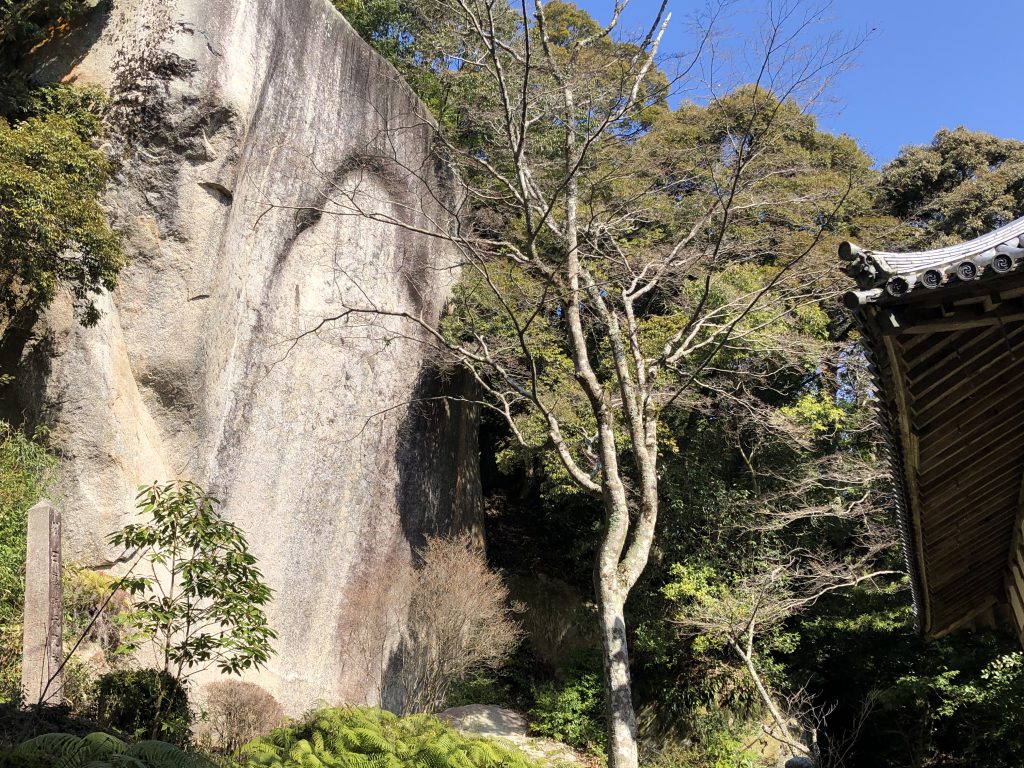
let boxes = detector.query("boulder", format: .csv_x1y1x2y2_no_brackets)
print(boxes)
13,0,479,713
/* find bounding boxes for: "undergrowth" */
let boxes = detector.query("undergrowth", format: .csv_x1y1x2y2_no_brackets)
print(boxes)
3,730,212,767
239,706,546,768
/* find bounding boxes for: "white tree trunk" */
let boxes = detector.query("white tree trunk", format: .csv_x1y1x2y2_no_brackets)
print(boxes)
599,592,639,768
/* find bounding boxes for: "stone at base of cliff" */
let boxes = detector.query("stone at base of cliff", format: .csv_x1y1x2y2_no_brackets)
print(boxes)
439,705,588,767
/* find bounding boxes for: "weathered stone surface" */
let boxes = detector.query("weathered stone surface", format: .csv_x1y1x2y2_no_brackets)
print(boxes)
21,500,62,706
440,705,586,766
16,0,480,712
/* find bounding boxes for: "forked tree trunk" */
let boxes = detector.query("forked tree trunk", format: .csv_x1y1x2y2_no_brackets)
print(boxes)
598,590,639,768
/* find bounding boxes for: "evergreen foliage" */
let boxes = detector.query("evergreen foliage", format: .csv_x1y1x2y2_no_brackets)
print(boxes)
1,3,122,328
0,86,122,326
880,127,1024,242
94,669,192,746
786,584,1024,767
527,656,604,754
238,707,545,768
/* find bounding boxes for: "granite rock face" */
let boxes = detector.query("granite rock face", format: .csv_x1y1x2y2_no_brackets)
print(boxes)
16,0,480,712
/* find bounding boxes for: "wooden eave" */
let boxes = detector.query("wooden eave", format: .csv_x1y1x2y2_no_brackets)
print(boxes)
842,215,1024,639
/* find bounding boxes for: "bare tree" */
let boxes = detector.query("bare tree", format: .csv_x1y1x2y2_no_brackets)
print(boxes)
271,1,865,764
343,536,522,715
394,535,522,714
668,498,898,764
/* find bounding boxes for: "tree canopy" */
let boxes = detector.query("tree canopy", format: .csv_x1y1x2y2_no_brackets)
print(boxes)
881,127,1024,243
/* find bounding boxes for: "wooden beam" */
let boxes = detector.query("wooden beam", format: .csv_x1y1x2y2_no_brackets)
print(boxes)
881,332,933,634
882,305,1024,336
932,595,1000,639
1004,448,1024,645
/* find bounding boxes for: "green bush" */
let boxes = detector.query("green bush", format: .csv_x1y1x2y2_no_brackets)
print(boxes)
0,100,122,325
445,671,509,708
3,730,212,768
0,423,54,702
641,734,765,768
0,700,106,748
239,706,544,768
95,668,191,745
527,658,605,754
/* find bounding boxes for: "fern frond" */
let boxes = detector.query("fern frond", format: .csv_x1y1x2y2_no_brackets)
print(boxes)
125,740,208,768
10,732,84,760
238,707,546,768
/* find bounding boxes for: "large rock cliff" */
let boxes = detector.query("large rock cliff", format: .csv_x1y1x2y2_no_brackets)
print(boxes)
13,0,480,712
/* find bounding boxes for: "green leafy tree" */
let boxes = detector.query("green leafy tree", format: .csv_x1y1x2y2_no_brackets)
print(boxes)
95,668,192,746
333,0,419,64
332,0,480,123
0,5,120,330
0,88,122,327
107,481,276,735
880,127,1024,244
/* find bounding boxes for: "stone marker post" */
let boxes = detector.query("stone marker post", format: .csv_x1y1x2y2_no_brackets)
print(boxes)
20,500,63,705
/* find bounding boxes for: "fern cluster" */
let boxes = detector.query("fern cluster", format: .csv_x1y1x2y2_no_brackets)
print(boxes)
4,730,212,767
239,707,543,768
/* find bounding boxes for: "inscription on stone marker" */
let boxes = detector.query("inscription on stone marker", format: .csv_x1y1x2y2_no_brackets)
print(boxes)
20,500,63,705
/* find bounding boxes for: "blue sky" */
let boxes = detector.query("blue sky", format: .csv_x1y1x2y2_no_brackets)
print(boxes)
574,0,1024,166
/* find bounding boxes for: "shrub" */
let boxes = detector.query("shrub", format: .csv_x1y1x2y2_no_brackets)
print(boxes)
95,669,191,745
528,656,605,754
3,731,213,768
110,481,276,681
0,92,122,326
344,535,522,714
239,706,544,768
0,700,107,748
200,680,283,755
63,566,131,659
445,671,508,708
0,424,54,702
397,535,523,713
641,734,763,768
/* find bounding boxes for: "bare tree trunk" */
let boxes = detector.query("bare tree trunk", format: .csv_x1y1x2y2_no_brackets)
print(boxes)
598,590,638,768
729,635,811,761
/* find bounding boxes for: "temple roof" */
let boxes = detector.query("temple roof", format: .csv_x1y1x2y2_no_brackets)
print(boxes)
841,216,1024,638
841,214,1024,308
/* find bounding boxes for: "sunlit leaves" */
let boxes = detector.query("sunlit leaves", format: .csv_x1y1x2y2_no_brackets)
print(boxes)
0,86,122,324
881,127,1024,244
108,481,276,679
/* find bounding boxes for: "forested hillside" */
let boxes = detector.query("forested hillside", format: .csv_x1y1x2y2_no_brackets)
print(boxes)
2,1,1024,767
